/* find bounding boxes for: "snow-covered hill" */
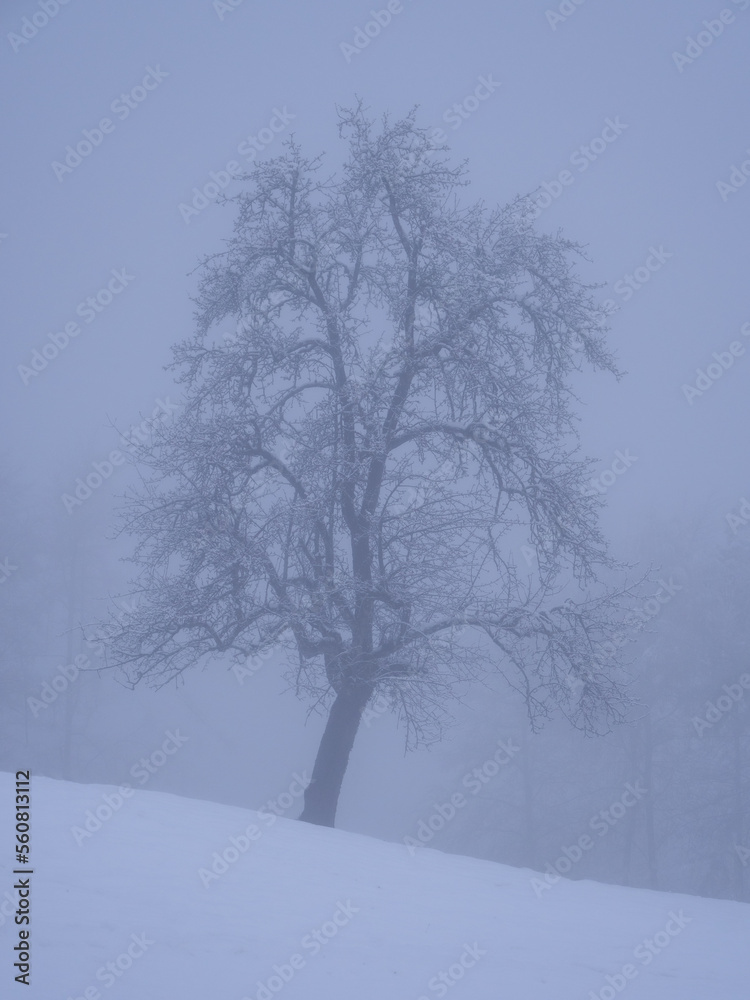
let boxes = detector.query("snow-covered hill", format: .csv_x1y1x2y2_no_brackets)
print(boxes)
1,772,747,999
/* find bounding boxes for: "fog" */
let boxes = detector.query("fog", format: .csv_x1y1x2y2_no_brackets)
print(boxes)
2,0,750,933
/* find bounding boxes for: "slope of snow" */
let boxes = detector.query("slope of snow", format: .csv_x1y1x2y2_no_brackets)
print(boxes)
1,772,747,999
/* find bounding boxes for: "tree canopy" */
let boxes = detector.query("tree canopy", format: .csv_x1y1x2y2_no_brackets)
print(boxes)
102,105,640,825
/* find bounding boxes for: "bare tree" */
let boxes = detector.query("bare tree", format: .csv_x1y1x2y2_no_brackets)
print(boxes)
101,105,638,827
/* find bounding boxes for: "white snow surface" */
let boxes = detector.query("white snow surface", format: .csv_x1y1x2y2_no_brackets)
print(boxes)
1,772,747,999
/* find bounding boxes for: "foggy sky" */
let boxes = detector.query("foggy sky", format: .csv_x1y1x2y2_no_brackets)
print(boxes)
2,0,749,837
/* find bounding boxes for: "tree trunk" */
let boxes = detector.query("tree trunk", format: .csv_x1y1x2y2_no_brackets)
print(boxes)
299,679,373,827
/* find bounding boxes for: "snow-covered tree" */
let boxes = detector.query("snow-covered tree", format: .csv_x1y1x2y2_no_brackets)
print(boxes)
102,106,639,826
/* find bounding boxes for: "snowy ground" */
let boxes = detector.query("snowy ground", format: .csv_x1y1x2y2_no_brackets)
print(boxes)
1,772,747,999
